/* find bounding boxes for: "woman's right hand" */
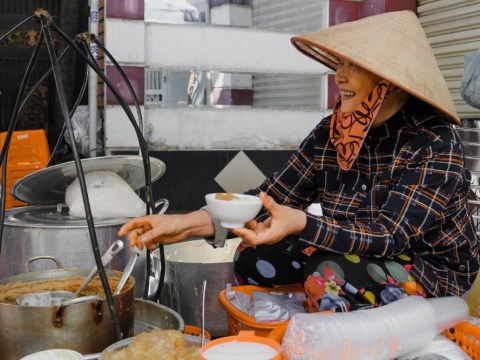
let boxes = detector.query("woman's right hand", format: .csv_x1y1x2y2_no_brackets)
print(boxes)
118,210,214,250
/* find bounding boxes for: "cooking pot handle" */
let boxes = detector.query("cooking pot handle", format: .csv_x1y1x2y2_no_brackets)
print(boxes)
53,295,104,328
155,198,169,214
26,255,63,272
60,294,103,308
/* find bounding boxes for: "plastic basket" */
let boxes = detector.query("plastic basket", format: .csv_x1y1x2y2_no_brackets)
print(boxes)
183,324,212,340
443,321,480,359
218,284,304,337
267,321,289,344
0,129,50,208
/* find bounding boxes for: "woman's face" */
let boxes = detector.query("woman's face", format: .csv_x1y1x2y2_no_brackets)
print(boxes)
335,60,382,113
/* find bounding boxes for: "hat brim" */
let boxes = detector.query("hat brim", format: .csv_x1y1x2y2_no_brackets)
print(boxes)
291,11,461,125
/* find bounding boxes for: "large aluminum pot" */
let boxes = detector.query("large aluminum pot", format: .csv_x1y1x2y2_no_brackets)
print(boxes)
0,268,135,360
84,298,185,360
0,205,157,298
133,298,185,334
99,333,205,360
159,238,242,338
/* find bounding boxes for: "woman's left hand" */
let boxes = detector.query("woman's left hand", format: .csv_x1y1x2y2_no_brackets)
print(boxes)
231,192,307,246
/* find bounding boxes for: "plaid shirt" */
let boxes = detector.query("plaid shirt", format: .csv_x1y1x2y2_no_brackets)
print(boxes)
253,99,480,297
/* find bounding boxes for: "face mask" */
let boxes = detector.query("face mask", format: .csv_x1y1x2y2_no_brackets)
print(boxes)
330,80,390,170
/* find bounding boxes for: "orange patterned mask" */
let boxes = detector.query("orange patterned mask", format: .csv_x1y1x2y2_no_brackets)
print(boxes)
330,80,390,170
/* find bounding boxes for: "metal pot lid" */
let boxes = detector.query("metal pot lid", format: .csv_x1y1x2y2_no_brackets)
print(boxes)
4,205,129,227
11,155,166,205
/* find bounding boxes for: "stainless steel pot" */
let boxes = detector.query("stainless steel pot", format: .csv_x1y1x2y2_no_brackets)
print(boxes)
0,205,155,298
83,298,185,360
99,334,205,360
0,268,135,360
159,238,242,338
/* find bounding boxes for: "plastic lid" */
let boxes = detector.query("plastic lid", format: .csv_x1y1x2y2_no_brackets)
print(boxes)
4,205,128,227
11,155,166,205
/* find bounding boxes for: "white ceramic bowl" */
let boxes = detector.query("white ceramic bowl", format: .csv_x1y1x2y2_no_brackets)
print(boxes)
20,349,83,360
205,193,262,229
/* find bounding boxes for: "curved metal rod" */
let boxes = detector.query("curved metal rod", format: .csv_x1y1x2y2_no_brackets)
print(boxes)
39,16,123,341
94,37,143,132
52,17,163,310
73,34,160,300
10,43,87,166
11,42,88,167
51,28,154,216
17,45,72,116
47,61,90,166
0,14,36,42
0,29,46,253
76,37,154,214
58,28,159,303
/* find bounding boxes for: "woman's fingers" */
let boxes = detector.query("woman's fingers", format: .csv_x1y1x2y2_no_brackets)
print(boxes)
145,241,158,251
233,227,274,246
118,218,157,249
259,191,277,214
118,219,145,236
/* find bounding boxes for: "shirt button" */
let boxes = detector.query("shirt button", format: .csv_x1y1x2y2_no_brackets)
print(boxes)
459,265,466,271
361,184,367,191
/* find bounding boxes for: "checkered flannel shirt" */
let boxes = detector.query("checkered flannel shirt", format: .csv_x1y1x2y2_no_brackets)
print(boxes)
250,99,480,297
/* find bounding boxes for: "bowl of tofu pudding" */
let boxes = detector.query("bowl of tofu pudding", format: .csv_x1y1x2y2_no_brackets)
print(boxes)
205,193,262,229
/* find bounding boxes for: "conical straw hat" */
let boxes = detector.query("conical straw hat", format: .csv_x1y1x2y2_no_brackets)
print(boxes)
291,10,460,125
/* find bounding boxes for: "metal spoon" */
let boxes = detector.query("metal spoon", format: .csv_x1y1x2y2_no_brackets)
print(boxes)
114,248,139,295
74,239,124,297
201,279,207,346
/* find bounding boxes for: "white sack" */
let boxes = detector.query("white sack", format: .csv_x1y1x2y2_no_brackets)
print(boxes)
65,170,146,219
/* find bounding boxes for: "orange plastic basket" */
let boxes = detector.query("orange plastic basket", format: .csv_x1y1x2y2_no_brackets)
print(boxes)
443,321,480,359
0,129,50,208
267,321,289,344
218,284,304,337
183,324,212,340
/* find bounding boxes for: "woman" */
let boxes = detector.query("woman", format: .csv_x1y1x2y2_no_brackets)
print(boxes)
118,11,480,311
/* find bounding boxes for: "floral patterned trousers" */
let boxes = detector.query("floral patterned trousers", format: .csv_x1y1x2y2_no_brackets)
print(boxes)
234,238,427,312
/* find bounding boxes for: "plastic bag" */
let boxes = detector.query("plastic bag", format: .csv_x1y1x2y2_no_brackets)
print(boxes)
65,170,146,219
397,334,471,360
226,288,306,323
252,290,306,322
460,49,480,109
64,105,102,157
227,290,254,317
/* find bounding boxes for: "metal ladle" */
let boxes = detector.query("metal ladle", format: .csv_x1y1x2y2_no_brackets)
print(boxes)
74,240,124,297
16,240,124,307
114,248,139,295
201,279,207,346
